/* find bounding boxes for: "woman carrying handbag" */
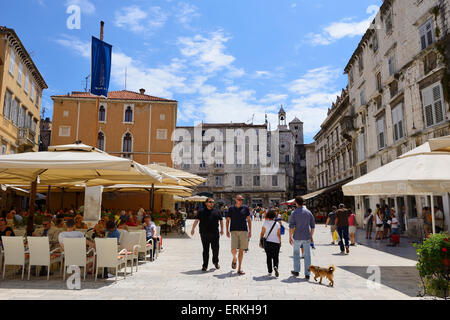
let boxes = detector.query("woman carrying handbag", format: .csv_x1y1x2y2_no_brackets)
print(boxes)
259,209,282,277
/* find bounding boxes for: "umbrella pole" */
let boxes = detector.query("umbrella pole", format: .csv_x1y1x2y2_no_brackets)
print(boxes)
430,194,436,235
151,184,155,214
47,185,51,212
61,187,65,210
26,178,37,236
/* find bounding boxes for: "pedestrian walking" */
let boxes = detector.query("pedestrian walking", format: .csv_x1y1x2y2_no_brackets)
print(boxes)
364,208,373,239
289,196,315,280
335,203,350,254
325,206,337,245
226,195,252,275
383,205,391,239
374,204,384,241
259,209,281,277
191,197,224,272
348,210,358,246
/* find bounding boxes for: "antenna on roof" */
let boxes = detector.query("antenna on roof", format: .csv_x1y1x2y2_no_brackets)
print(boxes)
84,74,90,92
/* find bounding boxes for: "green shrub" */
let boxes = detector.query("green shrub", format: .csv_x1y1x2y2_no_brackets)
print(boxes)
414,232,449,299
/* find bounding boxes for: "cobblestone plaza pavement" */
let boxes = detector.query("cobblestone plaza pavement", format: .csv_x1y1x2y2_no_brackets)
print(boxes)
0,220,425,300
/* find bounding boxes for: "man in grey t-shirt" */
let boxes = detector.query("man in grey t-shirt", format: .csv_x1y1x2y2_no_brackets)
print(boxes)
289,196,315,279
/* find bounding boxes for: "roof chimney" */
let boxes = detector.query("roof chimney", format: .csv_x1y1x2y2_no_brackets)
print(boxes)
139,88,145,94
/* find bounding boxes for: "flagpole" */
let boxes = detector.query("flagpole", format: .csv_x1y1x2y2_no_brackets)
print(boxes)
94,21,104,148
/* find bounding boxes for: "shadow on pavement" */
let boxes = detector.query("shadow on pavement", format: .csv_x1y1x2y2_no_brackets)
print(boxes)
0,276,115,290
213,271,239,279
161,232,191,239
280,276,309,284
353,229,418,261
252,275,277,282
181,269,207,275
338,266,421,297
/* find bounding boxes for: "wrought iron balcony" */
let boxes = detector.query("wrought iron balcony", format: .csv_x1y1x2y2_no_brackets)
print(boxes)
18,128,36,147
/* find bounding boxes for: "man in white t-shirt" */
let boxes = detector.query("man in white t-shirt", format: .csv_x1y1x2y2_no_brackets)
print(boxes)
259,209,281,277
434,206,445,233
58,219,92,250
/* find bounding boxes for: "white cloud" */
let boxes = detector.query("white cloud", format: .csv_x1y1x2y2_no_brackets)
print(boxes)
114,6,167,34
178,30,236,72
254,70,272,78
259,93,288,104
289,66,340,95
306,5,379,46
175,2,201,26
55,35,90,58
65,0,95,15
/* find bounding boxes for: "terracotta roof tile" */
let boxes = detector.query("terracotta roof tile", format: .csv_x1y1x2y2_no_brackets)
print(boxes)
51,90,177,102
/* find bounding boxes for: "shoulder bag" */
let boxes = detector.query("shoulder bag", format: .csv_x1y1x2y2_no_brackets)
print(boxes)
260,221,277,250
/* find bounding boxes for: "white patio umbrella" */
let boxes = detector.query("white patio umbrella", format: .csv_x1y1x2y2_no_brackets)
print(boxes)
0,143,163,233
342,135,450,234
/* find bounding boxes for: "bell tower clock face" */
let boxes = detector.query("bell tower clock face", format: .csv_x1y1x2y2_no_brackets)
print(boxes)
280,143,289,152
280,115,285,121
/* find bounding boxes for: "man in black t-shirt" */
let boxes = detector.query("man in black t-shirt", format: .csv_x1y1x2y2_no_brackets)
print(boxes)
191,197,224,272
226,195,251,275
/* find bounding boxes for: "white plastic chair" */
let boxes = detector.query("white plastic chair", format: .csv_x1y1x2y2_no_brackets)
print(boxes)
119,232,141,274
155,226,161,259
14,229,26,237
62,238,95,281
27,237,63,280
137,230,153,261
118,229,128,246
2,236,27,280
94,238,126,282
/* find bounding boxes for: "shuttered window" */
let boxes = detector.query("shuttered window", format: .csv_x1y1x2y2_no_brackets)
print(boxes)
421,82,445,127
357,133,365,163
376,117,385,150
419,19,434,51
392,103,404,142
3,90,12,120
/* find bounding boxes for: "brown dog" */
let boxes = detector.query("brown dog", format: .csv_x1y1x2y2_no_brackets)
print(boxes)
308,265,335,286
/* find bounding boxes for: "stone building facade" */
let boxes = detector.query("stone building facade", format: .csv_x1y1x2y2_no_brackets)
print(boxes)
175,107,305,207
340,0,450,232
312,89,355,210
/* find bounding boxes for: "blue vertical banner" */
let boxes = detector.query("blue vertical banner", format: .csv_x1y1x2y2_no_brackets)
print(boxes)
91,36,112,96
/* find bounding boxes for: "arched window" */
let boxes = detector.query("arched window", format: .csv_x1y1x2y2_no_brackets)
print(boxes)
97,132,105,151
124,106,133,123
123,132,132,153
99,105,106,122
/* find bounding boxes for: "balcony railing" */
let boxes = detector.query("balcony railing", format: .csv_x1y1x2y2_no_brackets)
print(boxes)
18,128,36,147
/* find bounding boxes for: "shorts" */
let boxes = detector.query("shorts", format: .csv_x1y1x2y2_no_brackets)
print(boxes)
349,226,357,234
231,231,249,250
376,224,384,232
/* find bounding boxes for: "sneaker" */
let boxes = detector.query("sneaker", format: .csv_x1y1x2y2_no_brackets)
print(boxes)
346,247,350,254
268,272,272,276
214,263,220,270
340,251,345,254
291,271,299,277
202,267,207,272
330,242,335,245
274,266,279,278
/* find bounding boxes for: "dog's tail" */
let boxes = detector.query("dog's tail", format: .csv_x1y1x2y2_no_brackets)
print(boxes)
328,265,336,272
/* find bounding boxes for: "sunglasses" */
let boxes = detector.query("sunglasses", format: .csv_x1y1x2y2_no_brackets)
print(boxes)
236,199,243,201
207,201,215,204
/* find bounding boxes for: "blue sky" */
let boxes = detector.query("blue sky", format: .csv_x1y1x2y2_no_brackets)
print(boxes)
1,0,383,143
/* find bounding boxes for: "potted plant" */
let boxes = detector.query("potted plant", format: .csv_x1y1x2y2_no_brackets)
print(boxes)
414,233,449,299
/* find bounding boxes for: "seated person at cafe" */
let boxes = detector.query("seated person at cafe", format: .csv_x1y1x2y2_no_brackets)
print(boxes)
58,219,92,250
92,221,106,239
54,218,65,229
74,214,87,229
126,215,138,226
0,217,15,237
106,221,121,244
33,218,60,248
143,215,158,258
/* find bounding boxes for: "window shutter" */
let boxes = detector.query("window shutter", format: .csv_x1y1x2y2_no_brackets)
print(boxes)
432,84,444,124
377,118,385,149
426,21,434,45
3,91,11,119
422,86,434,127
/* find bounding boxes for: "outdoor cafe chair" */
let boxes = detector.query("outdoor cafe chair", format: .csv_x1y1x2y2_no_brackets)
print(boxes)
27,237,63,280
119,232,141,274
62,238,95,281
137,230,153,262
94,238,126,282
155,226,161,259
1,236,28,280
